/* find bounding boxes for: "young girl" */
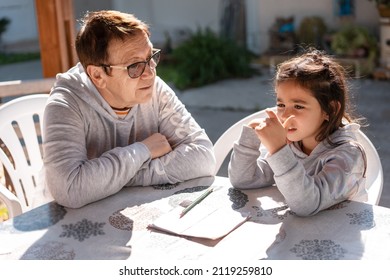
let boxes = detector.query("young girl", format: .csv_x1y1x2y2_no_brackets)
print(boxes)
228,49,367,216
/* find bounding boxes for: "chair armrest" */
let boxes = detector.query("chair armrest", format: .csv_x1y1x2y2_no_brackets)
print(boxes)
0,183,23,219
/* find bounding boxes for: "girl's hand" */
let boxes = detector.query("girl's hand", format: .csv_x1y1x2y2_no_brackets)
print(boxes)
247,118,265,129
254,109,294,154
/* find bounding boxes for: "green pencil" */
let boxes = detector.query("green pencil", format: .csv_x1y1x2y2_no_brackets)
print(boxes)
179,187,214,218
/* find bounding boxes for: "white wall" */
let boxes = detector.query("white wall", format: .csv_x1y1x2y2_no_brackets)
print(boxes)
114,0,381,54
0,0,382,55
113,0,220,48
0,0,37,44
73,0,113,20
247,0,380,54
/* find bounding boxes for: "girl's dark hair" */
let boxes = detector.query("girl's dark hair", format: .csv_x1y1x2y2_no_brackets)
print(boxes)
75,10,150,70
274,48,360,145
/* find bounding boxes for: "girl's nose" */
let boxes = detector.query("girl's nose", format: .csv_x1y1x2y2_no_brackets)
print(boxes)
280,107,291,122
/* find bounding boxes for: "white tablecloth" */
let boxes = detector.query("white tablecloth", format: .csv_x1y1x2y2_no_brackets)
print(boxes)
1,176,390,260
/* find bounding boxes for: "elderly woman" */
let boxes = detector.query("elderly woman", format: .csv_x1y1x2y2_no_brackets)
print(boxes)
43,10,215,208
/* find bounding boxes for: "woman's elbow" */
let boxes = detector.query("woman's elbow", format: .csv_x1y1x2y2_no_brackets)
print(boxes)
49,189,87,209
46,179,87,209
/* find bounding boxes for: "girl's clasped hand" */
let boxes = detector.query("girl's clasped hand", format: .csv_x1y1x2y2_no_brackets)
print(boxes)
249,110,295,155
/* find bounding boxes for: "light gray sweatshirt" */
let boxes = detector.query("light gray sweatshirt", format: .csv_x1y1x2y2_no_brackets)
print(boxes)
228,123,367,216
43,63,216,208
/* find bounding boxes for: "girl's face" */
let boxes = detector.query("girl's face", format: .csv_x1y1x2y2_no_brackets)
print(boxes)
275,81,328,154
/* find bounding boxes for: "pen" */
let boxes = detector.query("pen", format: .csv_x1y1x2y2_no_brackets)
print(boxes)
179,187,213,218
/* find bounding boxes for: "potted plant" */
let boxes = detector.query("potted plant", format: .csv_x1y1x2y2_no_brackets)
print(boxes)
330,24,378,75
331,24,377,58
297,16,327,49
368,0,390,17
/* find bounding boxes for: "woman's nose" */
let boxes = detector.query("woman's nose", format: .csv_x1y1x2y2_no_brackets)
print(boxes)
141,64,154,79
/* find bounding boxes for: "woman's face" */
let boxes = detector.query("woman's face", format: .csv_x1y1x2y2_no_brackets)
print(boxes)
275,81,328,154
97,32,157,109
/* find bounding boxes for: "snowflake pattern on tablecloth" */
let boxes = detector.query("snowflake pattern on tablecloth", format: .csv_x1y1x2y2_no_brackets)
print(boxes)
109,210,134,231
152,182,180,190
109,206,162,231
252,204,294,221
59,219,105,241
228,188,248,210
346,209,375,229
21,241,75,260
290,239,347,260
13,202,67,231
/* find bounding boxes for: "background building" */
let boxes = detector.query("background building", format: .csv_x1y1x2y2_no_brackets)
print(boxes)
0,0,382,55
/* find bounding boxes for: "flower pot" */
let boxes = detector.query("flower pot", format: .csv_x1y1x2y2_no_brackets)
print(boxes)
378,5,390,18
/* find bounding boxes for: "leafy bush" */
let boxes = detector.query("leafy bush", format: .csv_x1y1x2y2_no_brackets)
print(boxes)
0,52,40,65
170,28,255,90
297,16,327,49
331,24,377,59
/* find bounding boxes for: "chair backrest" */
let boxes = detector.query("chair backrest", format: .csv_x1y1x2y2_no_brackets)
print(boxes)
355,131,383,205
213,108,383,205
213,109,269,175
0,94,49,216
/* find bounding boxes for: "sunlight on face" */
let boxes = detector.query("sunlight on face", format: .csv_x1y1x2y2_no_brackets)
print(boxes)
101,32,156,109
275,81,328,154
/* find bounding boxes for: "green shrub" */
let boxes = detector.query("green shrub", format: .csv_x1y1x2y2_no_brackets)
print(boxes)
170,28,255,90
331,24,377,59
297,16,327,49
0,52,40,65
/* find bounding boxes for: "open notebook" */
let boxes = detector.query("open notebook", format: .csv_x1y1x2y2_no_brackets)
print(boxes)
148,200,250,240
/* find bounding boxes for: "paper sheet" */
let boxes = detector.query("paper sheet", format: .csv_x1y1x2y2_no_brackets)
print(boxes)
148,204,250,240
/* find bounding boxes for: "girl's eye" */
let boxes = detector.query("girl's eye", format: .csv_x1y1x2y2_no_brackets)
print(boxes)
294,105,304,109
276,103,285,108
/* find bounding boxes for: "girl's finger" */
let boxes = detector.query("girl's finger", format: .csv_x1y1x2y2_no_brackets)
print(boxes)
265,109,278,119
282,115,295,128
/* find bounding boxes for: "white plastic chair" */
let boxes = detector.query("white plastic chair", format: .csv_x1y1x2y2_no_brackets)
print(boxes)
0,94,49,218
355,131,383,205
213,108,383,205
213,109,269,176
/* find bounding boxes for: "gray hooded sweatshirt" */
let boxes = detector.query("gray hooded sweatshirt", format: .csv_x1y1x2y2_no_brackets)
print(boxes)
43,63,216,208
228,123,367,216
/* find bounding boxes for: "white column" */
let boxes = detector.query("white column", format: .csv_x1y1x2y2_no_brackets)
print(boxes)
380,17,390,68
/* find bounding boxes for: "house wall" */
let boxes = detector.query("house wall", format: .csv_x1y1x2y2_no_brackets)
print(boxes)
247,0,380,54
112,0,220,48
0,0,382,55
73,0,113,20
111,0,381,54
0,0,37,47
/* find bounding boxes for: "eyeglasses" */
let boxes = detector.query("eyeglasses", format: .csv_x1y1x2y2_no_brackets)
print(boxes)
101,49,161,78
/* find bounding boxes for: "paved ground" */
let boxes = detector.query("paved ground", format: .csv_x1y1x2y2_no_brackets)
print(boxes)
1,60,389,208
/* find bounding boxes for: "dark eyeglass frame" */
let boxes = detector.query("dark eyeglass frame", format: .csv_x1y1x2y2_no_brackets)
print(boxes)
101,49,161,79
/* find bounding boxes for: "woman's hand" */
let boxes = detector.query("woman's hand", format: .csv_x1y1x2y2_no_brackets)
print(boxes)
142,133,172,159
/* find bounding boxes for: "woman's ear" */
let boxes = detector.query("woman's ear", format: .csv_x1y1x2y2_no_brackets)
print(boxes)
86,65,106,88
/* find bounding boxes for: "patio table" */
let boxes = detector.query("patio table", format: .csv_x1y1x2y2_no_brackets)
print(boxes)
1,176,390,260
